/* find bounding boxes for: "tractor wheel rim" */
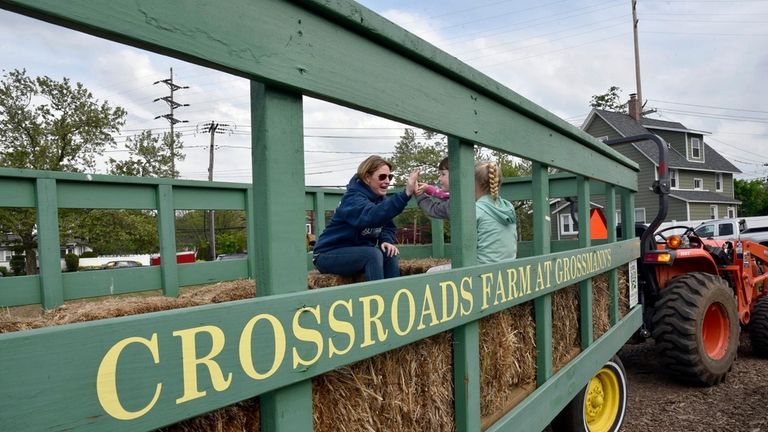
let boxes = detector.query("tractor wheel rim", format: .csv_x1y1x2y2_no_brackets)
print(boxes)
702,303,729,360
585,367,620,431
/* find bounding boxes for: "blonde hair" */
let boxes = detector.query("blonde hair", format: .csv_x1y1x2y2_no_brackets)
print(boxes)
357,155,393,179
475,162,500,202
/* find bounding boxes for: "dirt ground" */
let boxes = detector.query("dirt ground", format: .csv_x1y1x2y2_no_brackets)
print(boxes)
618,336,768,432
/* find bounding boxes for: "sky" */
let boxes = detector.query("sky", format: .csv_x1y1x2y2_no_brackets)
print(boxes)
0,0,767,187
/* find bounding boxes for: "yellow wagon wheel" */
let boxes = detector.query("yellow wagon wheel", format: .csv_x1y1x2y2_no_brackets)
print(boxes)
551,356,628,432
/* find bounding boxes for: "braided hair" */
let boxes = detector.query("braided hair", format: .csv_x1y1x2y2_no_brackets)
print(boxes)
475,162,500,202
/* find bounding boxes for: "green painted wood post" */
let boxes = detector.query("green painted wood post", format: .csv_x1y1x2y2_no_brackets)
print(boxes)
35,178,64,309
431,217,445,258
621,189,635,241
532,163,553,386
246,188,256,280
605,184,619,325
251,81,312,432
577,176,592,349
449,136,480,432
156,184,179,297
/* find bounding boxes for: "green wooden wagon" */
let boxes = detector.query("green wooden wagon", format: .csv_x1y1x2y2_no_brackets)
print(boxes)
0,1,641,431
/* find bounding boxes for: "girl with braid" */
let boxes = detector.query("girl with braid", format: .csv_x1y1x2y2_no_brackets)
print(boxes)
474,161,517,263
417,160,517,271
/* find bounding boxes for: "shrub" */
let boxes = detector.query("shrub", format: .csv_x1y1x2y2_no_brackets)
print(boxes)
9,255,25,275
0,266,7,276
80,251,98,258
64,253,80,272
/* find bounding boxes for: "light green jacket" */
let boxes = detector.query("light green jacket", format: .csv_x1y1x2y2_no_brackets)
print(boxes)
475,194,518,264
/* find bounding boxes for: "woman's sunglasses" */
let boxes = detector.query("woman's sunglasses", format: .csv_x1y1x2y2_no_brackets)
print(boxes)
376,173,394,181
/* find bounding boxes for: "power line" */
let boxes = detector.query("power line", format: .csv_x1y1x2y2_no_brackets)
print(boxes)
655,108,768,124
648,99,768,114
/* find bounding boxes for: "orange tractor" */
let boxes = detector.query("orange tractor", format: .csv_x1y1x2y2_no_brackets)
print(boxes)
605,134,768,386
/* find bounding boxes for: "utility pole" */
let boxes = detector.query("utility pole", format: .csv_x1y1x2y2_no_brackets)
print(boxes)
200,121,232,260
631,0,643,120
153,67,189,176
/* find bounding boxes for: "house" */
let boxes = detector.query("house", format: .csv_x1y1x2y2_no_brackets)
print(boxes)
578,94,741,230
0,233,92,273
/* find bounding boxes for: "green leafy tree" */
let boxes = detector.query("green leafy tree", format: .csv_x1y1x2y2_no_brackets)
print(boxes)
735,178,768,216
389,129,447,186
216,231,247,254
589,86,627,113
68,209,159,255
108,130,184,178
0,69,126,273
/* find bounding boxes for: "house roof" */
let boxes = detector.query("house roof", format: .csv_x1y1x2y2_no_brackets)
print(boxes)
669,190,741,204
590,109,741,174
633,141,741,173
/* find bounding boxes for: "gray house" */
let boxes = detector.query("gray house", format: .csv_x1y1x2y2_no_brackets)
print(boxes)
580,96,741,228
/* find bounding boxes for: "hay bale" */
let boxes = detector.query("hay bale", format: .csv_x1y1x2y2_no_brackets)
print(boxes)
308,271,365,288
479,302,536,420
155,399,260,432
551,284,581,370
593,265,632,340
313,332,453,432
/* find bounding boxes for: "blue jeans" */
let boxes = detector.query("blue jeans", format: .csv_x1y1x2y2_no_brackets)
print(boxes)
314,246,399,281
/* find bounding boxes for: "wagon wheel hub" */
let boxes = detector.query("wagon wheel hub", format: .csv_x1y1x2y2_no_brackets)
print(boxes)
585,367,621,431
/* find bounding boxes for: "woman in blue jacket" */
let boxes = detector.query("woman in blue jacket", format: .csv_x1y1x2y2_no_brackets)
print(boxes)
313,155,418,281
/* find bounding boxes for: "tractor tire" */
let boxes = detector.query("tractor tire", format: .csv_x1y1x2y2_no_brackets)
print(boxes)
651,272,739,386
551,356,628,432
749,296,768,357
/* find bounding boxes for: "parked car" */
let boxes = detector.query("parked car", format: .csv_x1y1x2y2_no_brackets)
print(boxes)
694,218,768,246
215,253,247,261
101,260,142,269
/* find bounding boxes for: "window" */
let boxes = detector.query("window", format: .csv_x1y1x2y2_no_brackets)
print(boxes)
669,169,678,188
634,208,646,224
727,207,736,218
715,173,723,192
694,178,703,190
560,214,577,235
718,223,734,236
695,225,714,238
1,250,12,262
691,138,701,159
710,205,718,220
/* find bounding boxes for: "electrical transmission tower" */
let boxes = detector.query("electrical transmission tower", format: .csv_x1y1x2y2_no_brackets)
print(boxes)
153,67,189,176
199,121,234,260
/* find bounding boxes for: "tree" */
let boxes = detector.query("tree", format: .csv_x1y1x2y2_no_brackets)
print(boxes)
589,86,627,113
0,69,126,171
735,178,768,217
108,130,185,178
0,69,127,274
67,209,159,255
389,129,447,186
